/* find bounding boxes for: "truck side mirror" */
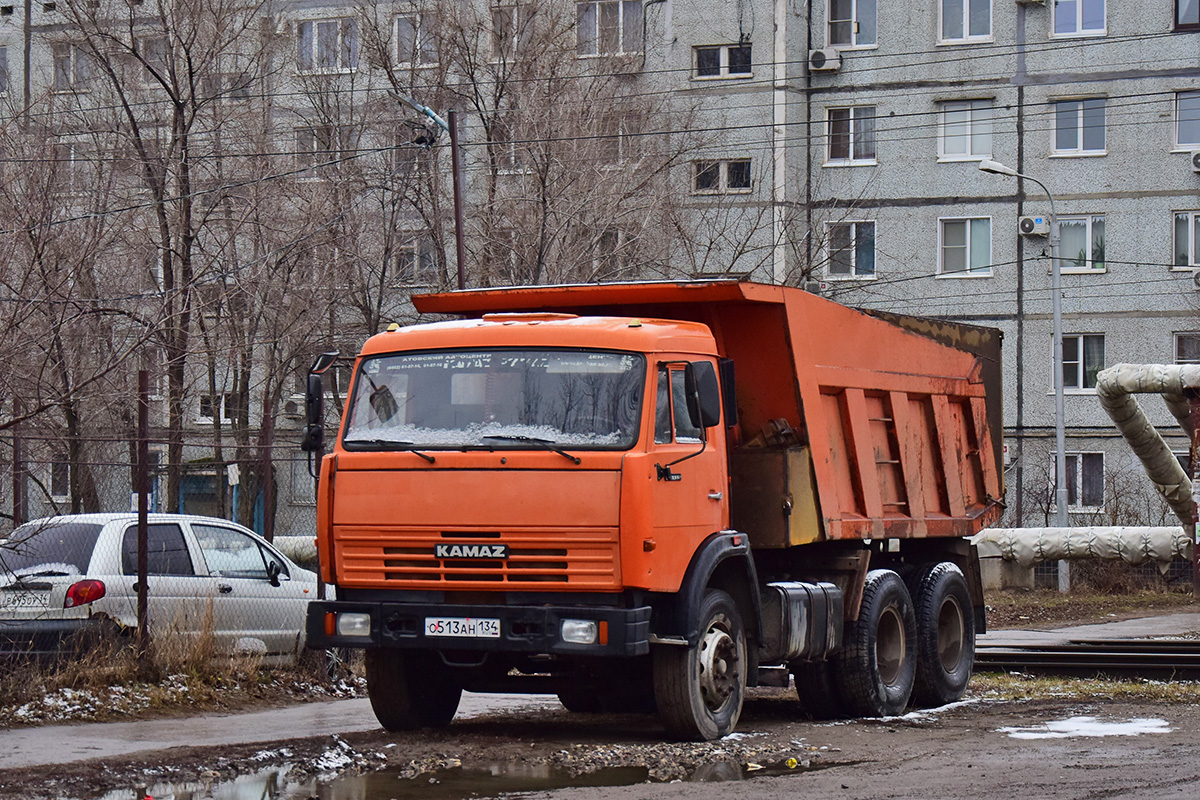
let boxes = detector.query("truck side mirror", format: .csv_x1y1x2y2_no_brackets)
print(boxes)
300,352,338,454
685,362,722,429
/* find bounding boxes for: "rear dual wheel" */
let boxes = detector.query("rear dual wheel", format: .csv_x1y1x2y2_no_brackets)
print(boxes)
909,562,974,707
834,569,917,717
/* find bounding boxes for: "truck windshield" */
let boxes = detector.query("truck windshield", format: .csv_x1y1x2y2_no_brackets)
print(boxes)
343,349,645,450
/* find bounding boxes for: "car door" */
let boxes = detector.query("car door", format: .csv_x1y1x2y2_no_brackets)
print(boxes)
188,523,309,658
119,522,221,647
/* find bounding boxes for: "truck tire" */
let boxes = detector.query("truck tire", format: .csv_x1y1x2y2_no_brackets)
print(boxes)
365,649,462,731
834,569,917,717
909,562,974,707
653,589,746,741
792,658,843,719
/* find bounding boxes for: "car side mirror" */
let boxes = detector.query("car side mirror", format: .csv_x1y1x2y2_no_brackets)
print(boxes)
685,362,722,429
266,560,282,587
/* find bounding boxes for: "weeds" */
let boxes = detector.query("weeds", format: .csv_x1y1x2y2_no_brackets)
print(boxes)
971,671,1200,704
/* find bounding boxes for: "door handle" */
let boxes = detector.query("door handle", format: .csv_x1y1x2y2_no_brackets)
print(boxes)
218,584,233,594
708,491,723,501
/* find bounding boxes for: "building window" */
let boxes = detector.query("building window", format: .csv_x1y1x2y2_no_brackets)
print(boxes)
1053,452,1104,510
828,0,876,47
693,158,752,194
52,43,92,92
1175,211,1200,269
576,1,643,57
1053,98,1105,155
50,456,70,501
1175,332,1200,365
1057,214,1105,272
940,0,991,42
938,99,992,160
0,45,9,95
694,44,752,78
827,221,876,278
826,106,876,164
1061,333,1104,391
397,239,438,285
491,5,530,61
1177,91,1200,148
1179,0,1200,29
51,141,95,194
197,392,240,425
592,228,635,279
938,217,991,276
297,18,359,73
1052,0,1105,36
295,125,351,171
396,12,437,66
137,35,168,85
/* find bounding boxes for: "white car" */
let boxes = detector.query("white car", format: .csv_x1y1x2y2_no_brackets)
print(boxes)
0,513,319,665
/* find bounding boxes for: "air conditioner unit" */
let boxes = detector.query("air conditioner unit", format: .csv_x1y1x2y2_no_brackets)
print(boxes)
801,279,828,295
808,49,841,73
1191,149,1200,173
1014,0,1045,6
1019,215,1050,236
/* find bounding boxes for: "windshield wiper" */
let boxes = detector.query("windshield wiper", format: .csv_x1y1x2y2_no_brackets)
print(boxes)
344,439,436,463
481,435,581,465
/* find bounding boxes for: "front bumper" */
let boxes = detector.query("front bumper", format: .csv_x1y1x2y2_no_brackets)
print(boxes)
306,600,651,657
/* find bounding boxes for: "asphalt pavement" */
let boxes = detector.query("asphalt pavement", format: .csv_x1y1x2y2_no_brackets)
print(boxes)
3,611,1199,771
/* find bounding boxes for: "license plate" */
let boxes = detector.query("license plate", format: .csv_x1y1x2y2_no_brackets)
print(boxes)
424,616,501,638
0,590,51,611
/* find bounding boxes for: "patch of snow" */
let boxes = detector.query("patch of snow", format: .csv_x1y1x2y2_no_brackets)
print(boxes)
721,731,766,741
886,698,982,721
997,716,1172,739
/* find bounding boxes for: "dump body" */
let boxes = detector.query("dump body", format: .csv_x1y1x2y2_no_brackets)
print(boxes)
412,280,1005,543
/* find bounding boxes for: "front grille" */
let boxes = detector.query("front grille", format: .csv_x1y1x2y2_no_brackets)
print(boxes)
336,527,620,589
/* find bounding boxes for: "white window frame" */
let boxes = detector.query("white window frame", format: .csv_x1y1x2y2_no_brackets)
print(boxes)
1174,210,1200,270
1051,451,1105,511
396,238,439,286
938,99,992,161
937,216,992,277
297,18,359,74
692,158,752,194
825,105,876,166
1051,0,1106,38
1175,331,1200,365
1179,0,1200,29
827,0,877,49
938,0,992,44
1056,214,1105,273
1052,97,1106,156
196,392,239,426
825,221,876,280
693,44,753,79
576,1,643,57
1175,90,1200,150
52,43,91,93
395,12,437,67
1058,332,1104,393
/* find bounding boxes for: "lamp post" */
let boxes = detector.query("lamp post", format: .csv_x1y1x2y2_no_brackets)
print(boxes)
979,159,1070,591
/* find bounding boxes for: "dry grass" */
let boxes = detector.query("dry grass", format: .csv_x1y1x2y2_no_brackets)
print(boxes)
970,671,1200,704
985,588,1196,629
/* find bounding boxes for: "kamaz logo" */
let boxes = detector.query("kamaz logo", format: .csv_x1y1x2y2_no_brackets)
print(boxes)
435,544,510,559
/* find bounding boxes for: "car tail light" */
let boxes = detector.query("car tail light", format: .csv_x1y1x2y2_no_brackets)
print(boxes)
64,580,106,608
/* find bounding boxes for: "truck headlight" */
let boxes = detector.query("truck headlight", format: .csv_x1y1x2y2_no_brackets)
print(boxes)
560,619,598,645
336,613,372,637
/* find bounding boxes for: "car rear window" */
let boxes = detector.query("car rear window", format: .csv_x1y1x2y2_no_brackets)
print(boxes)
0,521,104,575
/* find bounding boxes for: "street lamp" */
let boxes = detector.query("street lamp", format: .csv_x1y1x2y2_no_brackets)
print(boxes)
979,159,1070,589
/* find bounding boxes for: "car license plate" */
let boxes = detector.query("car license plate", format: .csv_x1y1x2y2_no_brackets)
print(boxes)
0,590,51,611
424,617,501,638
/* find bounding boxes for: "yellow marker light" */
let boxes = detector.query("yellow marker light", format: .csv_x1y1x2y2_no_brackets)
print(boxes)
628,319,642,328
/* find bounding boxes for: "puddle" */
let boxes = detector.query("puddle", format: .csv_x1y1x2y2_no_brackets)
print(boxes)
996,716,1172,740
98,757,836,800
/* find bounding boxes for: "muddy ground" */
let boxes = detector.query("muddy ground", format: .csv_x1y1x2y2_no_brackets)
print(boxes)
2,688,1198,800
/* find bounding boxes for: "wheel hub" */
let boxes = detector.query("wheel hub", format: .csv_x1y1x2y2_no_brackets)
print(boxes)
697,620,739,711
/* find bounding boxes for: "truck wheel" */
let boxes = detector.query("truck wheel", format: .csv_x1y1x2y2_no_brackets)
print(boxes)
365,649,462,731
653,589,746,741
792,658,843,719
909,562,974,707
834,569,917,717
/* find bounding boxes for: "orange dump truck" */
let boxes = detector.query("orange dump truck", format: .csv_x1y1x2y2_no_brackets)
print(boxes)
303,280,1003,740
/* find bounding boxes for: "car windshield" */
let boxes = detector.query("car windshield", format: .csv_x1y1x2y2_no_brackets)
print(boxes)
343,349,645,449
0,521,104,576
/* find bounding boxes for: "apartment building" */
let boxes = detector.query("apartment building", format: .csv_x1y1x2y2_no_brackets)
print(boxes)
1,1,1197,536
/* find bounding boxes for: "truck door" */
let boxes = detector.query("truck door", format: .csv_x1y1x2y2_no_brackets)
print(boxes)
651,362,727,544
